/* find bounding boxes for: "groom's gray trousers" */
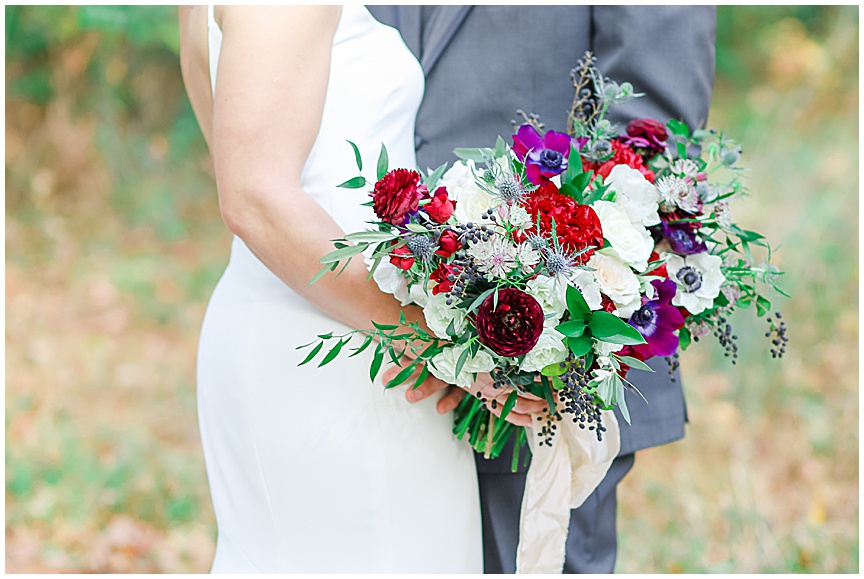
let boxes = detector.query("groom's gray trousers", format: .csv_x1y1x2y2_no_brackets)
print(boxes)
368,5,717,573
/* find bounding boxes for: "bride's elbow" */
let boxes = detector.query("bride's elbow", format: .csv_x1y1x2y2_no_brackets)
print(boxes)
217,186,269,240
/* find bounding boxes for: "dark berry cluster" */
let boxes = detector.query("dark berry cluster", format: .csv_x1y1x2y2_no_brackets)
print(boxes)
664,352,679,382
712,314,739,364
765,311,788,358
555,354,606,442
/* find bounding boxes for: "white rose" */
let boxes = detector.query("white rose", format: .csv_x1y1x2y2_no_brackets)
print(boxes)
526,274,567,325
587,250,642,318
438,161,497,224
592,200,654,272
423,293,468,339
568,268,603,311
370,259,410,305
605,164,661,227
520,329,568,373
664,251,726,315
428,344,496,389
407,282,431,308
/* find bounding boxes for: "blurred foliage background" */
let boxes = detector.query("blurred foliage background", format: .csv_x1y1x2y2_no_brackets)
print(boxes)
5,5,859,573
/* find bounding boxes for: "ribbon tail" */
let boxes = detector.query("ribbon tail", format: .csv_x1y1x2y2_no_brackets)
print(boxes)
515,410,621,574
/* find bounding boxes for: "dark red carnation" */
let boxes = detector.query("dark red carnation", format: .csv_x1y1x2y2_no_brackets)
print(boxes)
389,245,415,270
600,294,618,314
435,229,462,258
424,187,454,223
583,140,655,183
371,168,423,225
475,288,545,357
430,262,458,295
522,183,604,264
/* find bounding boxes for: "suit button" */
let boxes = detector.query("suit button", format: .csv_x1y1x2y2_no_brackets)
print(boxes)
415,135,426,149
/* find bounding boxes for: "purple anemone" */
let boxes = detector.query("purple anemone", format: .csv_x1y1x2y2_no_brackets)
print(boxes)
628,279,685,359
512,124,576,184
662,221,707,255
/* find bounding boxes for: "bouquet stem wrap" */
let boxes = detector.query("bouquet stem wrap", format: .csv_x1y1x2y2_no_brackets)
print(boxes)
515,408,620,574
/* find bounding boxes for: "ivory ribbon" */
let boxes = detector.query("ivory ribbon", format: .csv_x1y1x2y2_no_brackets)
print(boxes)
515,408,621,574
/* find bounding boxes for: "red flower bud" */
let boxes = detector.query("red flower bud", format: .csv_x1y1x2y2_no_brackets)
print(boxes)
389,245,415,271
424,187,454,223
435,229,462,258
430,262,457,295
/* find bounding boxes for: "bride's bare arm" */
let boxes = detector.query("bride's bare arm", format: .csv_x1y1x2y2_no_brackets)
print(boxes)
211,6,426,333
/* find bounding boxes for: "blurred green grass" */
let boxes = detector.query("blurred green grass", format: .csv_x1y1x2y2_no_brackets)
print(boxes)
5,5,859,573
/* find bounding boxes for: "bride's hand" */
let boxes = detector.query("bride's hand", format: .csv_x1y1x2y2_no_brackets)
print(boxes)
381,365,548,427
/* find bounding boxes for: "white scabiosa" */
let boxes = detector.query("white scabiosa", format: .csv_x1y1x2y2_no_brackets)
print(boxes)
604,164,661,227
428,343,496,389
664,251,726,314
592,200,654,272
587,250,642,318
520,329,568,373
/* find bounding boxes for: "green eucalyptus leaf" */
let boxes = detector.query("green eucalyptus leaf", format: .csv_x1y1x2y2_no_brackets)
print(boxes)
499,390,519,423
369,347,385,382
556,319,586,338
540,362,566,377
318,338,347,367
344,230,397,243
588,311,647,345
678,326,692,351
412,363,430,390
756,294,771,317
337,176,367,189
376,143,389,181
347,140,363,172
454,346,471,378
319,243,368,264
453,147,494,163
616,355,654,373
567,335,593,357
349,334,374,358
298,341,324,366
564,143,583,185
566,285,591,320
667,118,690,138
386,362,418,389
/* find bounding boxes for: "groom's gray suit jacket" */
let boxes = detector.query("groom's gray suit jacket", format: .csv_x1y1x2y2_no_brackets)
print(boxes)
368,6,716,471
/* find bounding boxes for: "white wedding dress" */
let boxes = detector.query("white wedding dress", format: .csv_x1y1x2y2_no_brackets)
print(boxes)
196,5,482,573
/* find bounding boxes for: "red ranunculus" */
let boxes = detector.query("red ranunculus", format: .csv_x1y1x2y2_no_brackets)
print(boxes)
583,140,655,183
371,168,423,225
623,118,668,160
430,262,458,295
389,245,415,271
475,288,545,357
435,229,462,258
522,182,604,264
424,186,454,223
600,295,618,314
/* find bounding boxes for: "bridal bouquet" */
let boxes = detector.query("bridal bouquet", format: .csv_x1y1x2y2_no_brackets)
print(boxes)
300,53,788,468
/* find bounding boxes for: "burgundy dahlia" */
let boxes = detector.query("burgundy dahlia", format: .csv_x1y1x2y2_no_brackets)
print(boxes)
371,168,423,225
620,118,668,160
475,288,545,357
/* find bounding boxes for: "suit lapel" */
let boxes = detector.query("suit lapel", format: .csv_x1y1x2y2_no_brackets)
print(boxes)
420,5,473,74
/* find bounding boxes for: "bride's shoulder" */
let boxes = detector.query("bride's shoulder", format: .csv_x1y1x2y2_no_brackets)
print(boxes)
218,5,341,34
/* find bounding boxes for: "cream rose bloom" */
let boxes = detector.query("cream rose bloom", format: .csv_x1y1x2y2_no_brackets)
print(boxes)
370,259,430,307
592,200,654,272
525,274,568,325
428,343,496,389
423,293,467,338
587,249,642,318
520,329,568,373
605,164,661,227
438,161,497,224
